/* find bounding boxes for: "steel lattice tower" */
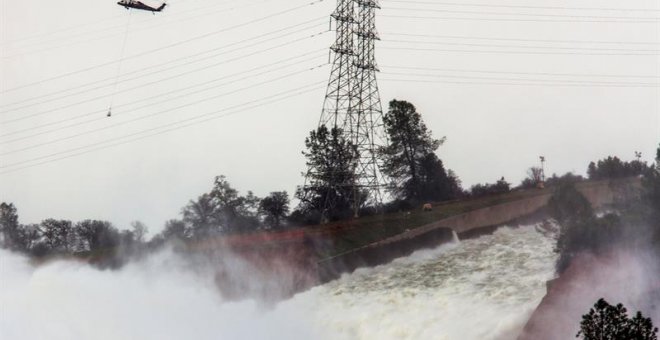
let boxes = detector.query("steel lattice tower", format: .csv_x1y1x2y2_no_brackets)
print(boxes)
318,0,355,128
350,0,385,211
307,0,386,220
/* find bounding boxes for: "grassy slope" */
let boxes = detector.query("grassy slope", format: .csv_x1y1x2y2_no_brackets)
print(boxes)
304,188,552,258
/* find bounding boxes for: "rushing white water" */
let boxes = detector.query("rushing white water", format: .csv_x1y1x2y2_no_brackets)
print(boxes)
0,224,557,340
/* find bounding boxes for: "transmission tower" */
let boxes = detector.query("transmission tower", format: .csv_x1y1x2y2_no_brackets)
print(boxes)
307,0,387,220
350,0,386,213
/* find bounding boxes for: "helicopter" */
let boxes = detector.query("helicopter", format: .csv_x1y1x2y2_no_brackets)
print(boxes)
117,0,166,12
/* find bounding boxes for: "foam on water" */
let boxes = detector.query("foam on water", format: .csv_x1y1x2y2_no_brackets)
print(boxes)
306,224,557,339
0,224,557,340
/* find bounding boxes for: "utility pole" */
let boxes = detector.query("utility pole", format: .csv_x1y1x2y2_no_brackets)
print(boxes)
305,0,387,222
539,156,546,182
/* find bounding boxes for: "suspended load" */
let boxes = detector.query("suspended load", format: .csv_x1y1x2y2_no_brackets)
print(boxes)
117,0,166,12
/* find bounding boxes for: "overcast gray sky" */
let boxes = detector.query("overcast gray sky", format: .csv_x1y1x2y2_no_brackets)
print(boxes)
1,0,658,233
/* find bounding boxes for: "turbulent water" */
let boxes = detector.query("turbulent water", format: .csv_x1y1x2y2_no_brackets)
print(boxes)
0,224,557,340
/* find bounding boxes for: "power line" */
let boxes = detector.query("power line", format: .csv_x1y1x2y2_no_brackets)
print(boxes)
0,0,327,94
1,31,329,124
380,71,660,86
381,39,660,52
381,46,659,56
1,19,327,111
0,0,248,46
2,0,285,59
0,50,325,139
382,6,660,20
380,0,660,12
382,65,660,79
1,14,126,46
381,32,660,46
380,77,660,88
381,14,659,23
0,82,327,174
0,66,327,156
1,52,326,144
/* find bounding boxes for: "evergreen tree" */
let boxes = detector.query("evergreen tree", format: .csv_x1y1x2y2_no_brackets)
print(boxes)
380,99,458,202
578,298,657,340
296,125,357,221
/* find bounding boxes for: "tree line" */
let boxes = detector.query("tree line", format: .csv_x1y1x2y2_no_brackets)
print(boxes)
0,206,148,266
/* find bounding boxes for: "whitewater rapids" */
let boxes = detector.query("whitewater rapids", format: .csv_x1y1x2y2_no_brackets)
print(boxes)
0,224,557,340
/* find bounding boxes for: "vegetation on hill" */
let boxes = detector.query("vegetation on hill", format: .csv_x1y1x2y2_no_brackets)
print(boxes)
587,156,652,180
548,145,660,274
548,181,623,273
469,177,511,197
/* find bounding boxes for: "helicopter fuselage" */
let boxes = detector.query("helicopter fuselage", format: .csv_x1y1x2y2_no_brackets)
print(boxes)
117,1,166,12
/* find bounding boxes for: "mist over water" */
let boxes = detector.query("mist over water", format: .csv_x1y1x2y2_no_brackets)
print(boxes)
1,225,557,340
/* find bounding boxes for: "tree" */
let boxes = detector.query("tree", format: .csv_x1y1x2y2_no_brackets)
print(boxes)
40,219,74,253
578,298,657,340
446,170,466,198
235,190,261,230
74,220,119,252
416,153,460,201
296,125,357,221
470,177,511,197
380,99,454,203
182,193,220,238
130,221,148,243
587,156,651,180
209,176,261,232
0,203,40,252
259,191,290,229
14,224,41,253
545,172,584,187
161,219,189,240
520,167,544,189
0,202,22,250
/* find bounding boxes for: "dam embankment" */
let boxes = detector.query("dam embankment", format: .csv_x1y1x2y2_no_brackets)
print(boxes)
198,177,641,300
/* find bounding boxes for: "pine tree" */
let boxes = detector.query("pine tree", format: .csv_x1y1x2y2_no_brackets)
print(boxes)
380,99,459,202
296,125,357,222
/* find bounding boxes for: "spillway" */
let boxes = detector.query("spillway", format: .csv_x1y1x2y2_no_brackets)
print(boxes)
0,224,557,340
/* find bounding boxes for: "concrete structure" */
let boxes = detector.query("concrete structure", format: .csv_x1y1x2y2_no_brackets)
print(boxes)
203,177,642,299
315,177,642,282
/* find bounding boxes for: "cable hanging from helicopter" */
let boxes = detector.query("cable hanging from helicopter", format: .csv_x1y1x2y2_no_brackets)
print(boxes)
108,1,167,117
